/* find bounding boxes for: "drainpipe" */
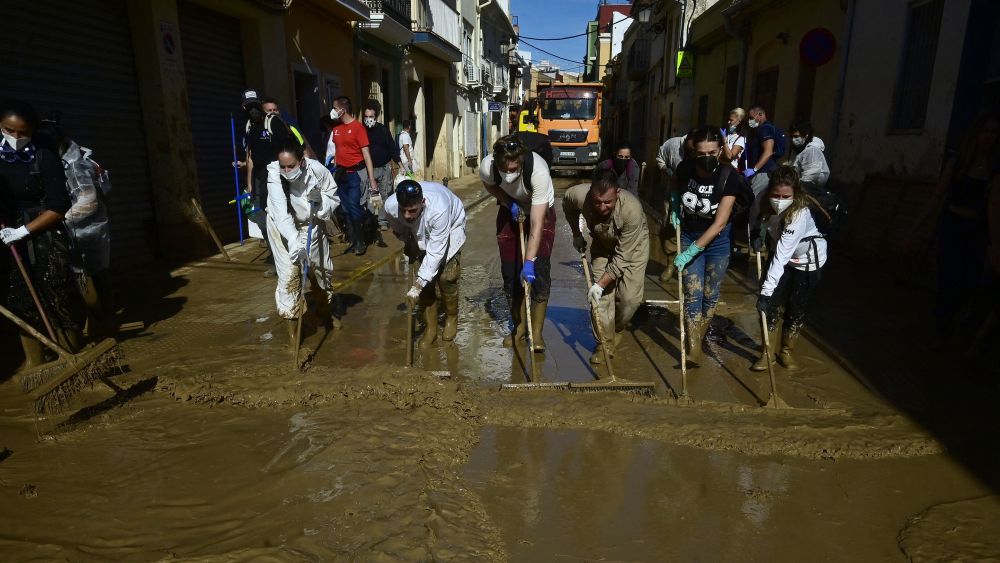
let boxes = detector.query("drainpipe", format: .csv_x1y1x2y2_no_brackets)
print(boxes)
723,4,748,107
828,0,857,164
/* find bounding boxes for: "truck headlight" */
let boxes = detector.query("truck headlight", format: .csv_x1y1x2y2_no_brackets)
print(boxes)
588,151,599,157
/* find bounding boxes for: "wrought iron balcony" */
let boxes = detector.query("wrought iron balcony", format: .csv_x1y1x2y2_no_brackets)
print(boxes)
463,54,480,84
362,0,410,25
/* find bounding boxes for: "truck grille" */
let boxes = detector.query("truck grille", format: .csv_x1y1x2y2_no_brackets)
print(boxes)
547,130,588,144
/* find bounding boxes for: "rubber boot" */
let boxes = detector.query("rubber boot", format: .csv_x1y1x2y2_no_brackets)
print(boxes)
375,230,388,248
503,298,524,347
778,323,801,370
419,301,438,348
441,290,459,342
750,325,776,372
686,317,707,365
590,344,609,365
18,333,46,370
352,219,367,256
343,219,357,254
529,299,548,352
659,262,676,283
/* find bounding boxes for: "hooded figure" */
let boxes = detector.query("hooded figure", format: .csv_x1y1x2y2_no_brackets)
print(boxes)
789,122,830,189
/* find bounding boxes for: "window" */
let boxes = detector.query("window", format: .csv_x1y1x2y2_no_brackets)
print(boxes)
890,0,945,130
540,99,597,120
697,95,709,127
752,66,780,119
794,62,816,122
724,65,739,117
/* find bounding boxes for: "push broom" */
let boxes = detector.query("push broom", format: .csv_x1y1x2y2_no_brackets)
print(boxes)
3,233,120,412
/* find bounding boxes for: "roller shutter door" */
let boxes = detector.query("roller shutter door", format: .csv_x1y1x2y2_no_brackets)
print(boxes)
178,1,247,242
3,0,156,264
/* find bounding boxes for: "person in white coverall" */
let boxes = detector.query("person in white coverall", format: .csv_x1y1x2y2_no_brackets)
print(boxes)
788,120,830,189
385,179,466,347
752,166,827,372
266,141,341,343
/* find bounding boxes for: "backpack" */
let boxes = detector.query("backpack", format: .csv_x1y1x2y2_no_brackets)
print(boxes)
490,131,553,192
724,165,756,214
770,124,787,160
246,113,301,146
804,184,847,237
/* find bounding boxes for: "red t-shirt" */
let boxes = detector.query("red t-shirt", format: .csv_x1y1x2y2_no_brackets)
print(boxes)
333,120,369,168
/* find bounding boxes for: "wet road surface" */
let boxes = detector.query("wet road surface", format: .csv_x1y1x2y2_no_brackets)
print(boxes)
1,176,997,561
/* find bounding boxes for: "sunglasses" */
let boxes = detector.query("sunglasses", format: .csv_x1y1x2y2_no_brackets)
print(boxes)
496,140,522,153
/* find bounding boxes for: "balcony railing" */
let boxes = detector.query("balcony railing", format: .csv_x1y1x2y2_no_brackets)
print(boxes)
362,0,411,24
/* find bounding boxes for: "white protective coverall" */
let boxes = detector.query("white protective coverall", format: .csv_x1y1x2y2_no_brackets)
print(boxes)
62,141,110,275
792,136,830,188
266,157,340,319
384,181,466,288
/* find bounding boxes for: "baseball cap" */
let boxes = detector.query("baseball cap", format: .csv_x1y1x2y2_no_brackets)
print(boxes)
242,89,260,105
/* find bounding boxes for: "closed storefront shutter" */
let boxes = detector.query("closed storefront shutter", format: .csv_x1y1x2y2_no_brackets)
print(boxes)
178,1,246,242
3,0,156,265
464,111,479,158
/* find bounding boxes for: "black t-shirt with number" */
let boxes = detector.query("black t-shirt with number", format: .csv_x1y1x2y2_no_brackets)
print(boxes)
246,115,291,179
676,160,742,232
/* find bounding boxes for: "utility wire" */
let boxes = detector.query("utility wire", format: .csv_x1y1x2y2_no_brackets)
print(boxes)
518,38,586,66
516,17,631,41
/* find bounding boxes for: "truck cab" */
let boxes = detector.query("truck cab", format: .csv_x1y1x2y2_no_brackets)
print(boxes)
536,83,603,172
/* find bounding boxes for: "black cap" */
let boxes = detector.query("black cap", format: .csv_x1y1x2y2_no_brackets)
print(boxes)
396,180,423,207
242,89,260,106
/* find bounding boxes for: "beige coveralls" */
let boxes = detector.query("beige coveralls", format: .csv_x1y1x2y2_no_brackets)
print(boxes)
562,184,650,344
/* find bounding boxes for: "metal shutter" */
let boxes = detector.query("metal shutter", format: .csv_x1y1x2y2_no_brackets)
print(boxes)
178,1,246,242
3,0,156,264
464,111,479,158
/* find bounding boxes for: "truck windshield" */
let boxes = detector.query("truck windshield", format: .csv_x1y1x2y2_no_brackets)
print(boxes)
540,98,597,120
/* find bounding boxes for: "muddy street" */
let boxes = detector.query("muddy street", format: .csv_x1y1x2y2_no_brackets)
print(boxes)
1,176,998,561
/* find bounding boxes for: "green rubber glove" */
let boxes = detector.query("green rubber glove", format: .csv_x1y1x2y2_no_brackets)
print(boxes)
673,242,704,271
669,191,682,227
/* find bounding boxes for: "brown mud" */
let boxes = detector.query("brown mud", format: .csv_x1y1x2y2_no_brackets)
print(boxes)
0,177,996,560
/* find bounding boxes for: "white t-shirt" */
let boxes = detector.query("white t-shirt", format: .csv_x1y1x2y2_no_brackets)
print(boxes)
398,131,414,165
725,133,745,168
478,152,555,208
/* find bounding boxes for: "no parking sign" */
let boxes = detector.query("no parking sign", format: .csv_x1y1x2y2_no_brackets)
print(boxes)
800,28,836,67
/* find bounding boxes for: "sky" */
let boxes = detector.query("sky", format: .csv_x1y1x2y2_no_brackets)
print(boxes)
510,0,626,72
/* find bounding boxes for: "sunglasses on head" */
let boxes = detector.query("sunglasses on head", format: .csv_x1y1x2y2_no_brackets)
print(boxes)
496,140,522,153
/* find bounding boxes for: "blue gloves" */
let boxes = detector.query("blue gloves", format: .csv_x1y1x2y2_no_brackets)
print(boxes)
756,294,772,314
743,168,756,179
510,201,522,221
673,242,704,271
720,127,728,138
521,258,536,284
669,191,681,227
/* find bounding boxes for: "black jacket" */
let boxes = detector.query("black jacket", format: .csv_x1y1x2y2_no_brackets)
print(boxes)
365,123,399,168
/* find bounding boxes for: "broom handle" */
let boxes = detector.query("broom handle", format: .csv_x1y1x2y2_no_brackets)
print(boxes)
3,230,59,344
517,216,538,383
582,254,616,381
755,250,780,402
0,303,72,360
676,223,687,398
190,197,232,261
406,258,414,367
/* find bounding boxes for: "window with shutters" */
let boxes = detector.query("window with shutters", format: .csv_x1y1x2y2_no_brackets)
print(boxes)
889,0,945,132
752,66,779,120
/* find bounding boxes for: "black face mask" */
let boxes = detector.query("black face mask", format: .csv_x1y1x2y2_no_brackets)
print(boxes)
696,155,720,174
613,158,628,174
248,107,264,122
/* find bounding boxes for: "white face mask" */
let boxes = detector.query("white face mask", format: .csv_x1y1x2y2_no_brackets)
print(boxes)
363,117,376,127
329,108,343,121
281,165,303,182
3,132,30,151
748,119,759,128
770,198,793,213
792,137,805,148
503,171,521,184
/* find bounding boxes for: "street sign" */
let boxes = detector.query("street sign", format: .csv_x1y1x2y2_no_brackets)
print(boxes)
800,28,836,67
488,101,504,112
676,51,693,79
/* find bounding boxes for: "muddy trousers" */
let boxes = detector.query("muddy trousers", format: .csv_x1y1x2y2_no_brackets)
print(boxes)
763,262,821,333
590,254,646,344
415,253,461,308
680,225,731,323
267,216,335,319
496,205,556,304
359,163,393,228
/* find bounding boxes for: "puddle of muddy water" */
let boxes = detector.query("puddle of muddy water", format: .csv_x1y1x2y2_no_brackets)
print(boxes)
464,426,991,562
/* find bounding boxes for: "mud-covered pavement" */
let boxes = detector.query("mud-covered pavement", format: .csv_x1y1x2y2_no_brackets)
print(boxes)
1,175,999,561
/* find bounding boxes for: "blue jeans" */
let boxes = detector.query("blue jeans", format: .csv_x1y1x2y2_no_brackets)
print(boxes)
339,170,364,222
681,224,731,322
